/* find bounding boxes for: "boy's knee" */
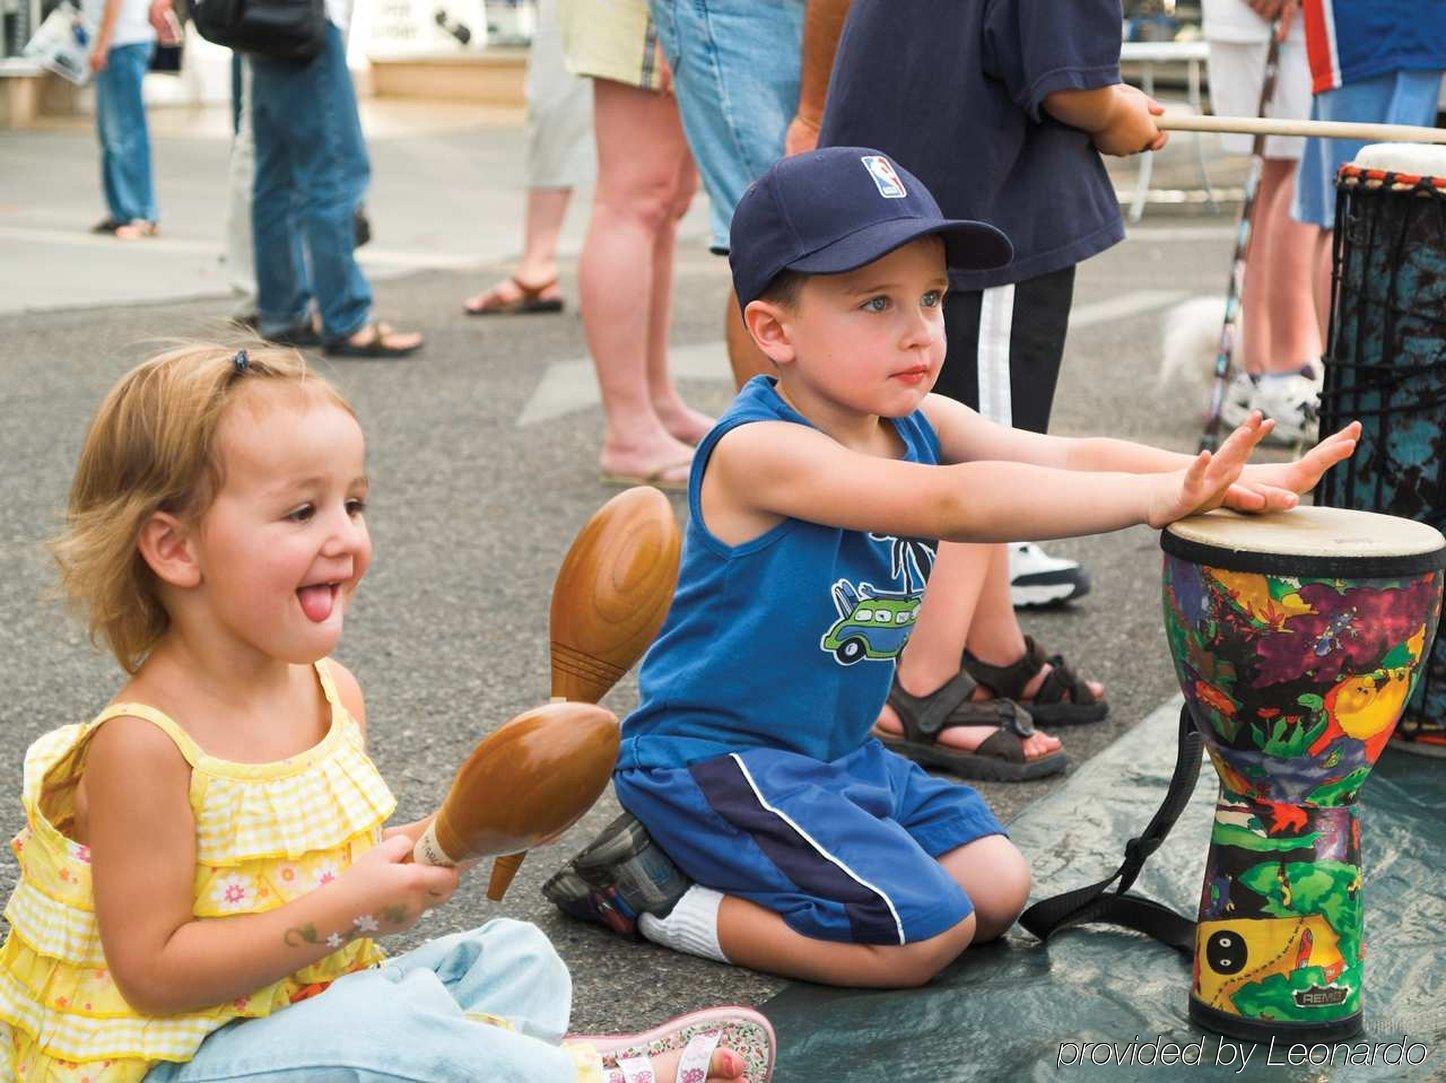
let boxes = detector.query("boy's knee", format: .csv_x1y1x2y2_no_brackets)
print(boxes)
889,912,976,987
972,844,1032,940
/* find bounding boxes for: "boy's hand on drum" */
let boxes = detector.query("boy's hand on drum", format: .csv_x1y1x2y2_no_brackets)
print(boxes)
1147,413,1273,528
1231,421,1361,505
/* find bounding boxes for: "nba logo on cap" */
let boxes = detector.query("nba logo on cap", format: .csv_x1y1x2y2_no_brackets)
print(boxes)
861,155,906,199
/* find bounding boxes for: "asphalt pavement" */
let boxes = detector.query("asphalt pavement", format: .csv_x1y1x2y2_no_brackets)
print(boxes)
0,105,1255,1038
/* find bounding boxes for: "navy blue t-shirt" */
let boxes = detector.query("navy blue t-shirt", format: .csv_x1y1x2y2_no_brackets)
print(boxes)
818,0,1126,291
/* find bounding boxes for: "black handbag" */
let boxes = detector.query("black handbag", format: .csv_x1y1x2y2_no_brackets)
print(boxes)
191,0,326,61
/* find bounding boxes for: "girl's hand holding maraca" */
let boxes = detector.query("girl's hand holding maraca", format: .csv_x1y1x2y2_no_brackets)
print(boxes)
332,835,462,938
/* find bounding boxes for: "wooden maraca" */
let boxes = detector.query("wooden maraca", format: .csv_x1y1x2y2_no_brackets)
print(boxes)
417,487,681,901
412,701,620,900
483,487,682,897
549,485,682,702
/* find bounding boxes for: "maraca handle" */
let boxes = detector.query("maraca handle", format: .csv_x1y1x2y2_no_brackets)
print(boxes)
413,820,457,867
487,852,526,901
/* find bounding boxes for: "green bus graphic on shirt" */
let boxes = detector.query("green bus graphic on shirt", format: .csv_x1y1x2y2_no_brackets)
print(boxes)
821,581,921,665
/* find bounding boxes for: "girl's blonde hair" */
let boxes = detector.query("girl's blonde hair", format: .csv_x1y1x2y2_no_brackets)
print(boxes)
50,342,355,674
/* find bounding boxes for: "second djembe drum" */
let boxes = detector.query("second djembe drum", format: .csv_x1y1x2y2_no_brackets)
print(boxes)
1319,143,1446,754
1162,506,1445,1042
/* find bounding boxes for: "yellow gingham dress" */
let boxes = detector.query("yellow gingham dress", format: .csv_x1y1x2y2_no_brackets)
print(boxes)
0,660,396,1082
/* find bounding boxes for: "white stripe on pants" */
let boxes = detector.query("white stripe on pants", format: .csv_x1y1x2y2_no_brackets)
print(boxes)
976,283,1014,426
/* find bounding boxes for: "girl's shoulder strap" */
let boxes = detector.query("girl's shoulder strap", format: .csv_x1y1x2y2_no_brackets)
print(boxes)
88,702,205,767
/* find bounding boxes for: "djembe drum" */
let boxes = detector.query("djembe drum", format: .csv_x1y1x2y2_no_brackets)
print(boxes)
1318,144,1446,755
1162,506,1444,1042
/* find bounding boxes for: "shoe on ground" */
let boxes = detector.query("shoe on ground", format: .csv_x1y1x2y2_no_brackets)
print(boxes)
1218,370,1256,429
1009,542,1090,609
1250,370,1320,445
542,811,691,937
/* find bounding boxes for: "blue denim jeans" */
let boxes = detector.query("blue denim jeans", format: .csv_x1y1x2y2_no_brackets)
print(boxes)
95,41,157,223
250,23,372,340
144,921,592,1082
648,0,803,253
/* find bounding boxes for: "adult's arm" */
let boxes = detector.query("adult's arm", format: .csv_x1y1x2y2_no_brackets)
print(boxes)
785,0,853,155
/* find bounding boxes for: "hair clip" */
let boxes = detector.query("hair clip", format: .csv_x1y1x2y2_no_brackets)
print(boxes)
233,349,249,374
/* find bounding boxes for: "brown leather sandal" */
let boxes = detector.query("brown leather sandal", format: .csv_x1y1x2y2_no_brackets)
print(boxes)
963,635,1108,727
874,668,1067,781
462,275,565,316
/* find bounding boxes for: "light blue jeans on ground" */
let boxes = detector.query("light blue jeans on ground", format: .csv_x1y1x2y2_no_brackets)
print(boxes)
250,22,373,340
95,41,157,224
144,920,588,1082
647,0,803,254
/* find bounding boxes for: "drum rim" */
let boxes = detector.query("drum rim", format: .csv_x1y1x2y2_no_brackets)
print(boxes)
1338,163,1446,191
1161,528,1446,577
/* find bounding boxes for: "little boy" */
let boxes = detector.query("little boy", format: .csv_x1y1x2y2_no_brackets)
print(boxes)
572,148,1357,989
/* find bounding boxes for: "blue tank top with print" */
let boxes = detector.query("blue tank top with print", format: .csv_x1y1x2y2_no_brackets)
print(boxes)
618,376,941,771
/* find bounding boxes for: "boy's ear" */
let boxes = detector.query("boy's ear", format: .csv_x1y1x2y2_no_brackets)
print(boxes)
742,299,797,366
137,511,202,589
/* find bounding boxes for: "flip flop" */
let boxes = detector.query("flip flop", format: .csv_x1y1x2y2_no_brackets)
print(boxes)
572,1005,776,1083
114,220,159,240
463,275,565,316
599,460,692,493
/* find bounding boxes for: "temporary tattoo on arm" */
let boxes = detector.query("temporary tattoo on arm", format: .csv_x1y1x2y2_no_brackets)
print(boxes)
284,910,406,951
284,923,323,947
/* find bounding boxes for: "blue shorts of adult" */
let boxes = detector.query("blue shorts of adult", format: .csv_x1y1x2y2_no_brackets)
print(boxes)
647,0,804,254
144,921,592,1081
1292,70,1444,229
615,737,1005,946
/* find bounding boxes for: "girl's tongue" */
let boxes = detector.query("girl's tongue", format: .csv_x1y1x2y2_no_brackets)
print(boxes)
297,584,336,623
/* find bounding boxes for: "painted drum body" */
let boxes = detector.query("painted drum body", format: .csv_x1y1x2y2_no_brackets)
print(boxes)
1162,507,1445,1042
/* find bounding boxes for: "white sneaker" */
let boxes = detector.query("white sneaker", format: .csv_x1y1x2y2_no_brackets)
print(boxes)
1009,542,1091,608
1251,372,1321,445
1218,371,1256,429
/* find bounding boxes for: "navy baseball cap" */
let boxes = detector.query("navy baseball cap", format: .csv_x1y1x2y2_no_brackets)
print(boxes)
729,147,1013,308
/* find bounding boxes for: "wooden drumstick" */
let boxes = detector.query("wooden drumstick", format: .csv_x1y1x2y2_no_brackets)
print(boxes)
488,489,680,898
1160,115,1446,146
549,486,682,703
412,702,620,901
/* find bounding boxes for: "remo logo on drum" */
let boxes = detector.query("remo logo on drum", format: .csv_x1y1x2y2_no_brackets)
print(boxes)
861,155,907,199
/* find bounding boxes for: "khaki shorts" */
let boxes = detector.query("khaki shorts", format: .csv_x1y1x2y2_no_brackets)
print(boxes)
1206,37,1311,159
558,0,664,91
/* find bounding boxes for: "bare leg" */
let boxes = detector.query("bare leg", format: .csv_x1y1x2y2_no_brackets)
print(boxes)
1255,159,1323,374
463,187,573,311
874,543,1064,760
647,152,714,446
936,834,1032,943
718,894,977,988
726,287,775,390
1312,228,1334,350
965,544,1104,702
581,79,697,483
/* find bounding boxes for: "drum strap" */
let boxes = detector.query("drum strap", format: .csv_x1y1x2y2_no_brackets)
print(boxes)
1019,704,1202,955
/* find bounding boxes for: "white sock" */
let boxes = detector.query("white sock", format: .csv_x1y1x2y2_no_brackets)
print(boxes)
638,886,728,963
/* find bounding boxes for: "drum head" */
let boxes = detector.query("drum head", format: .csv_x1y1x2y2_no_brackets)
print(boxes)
1162,506,1446,576
1347,143,1446,187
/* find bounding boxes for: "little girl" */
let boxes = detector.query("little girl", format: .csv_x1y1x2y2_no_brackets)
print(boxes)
0,343,773,1082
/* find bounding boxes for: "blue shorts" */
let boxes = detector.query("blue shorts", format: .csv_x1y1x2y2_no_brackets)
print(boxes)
648,0,804,253
1292,70,1444,228
614,739,1005,946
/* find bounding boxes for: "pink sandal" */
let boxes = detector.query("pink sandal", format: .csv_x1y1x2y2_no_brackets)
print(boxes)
573,1006,775,1083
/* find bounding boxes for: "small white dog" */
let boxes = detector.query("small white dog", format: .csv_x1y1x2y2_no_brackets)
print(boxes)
1158,296,1322,443
1158,296,1229,413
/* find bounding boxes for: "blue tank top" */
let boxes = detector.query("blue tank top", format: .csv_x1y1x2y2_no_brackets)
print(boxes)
618,377,941,770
